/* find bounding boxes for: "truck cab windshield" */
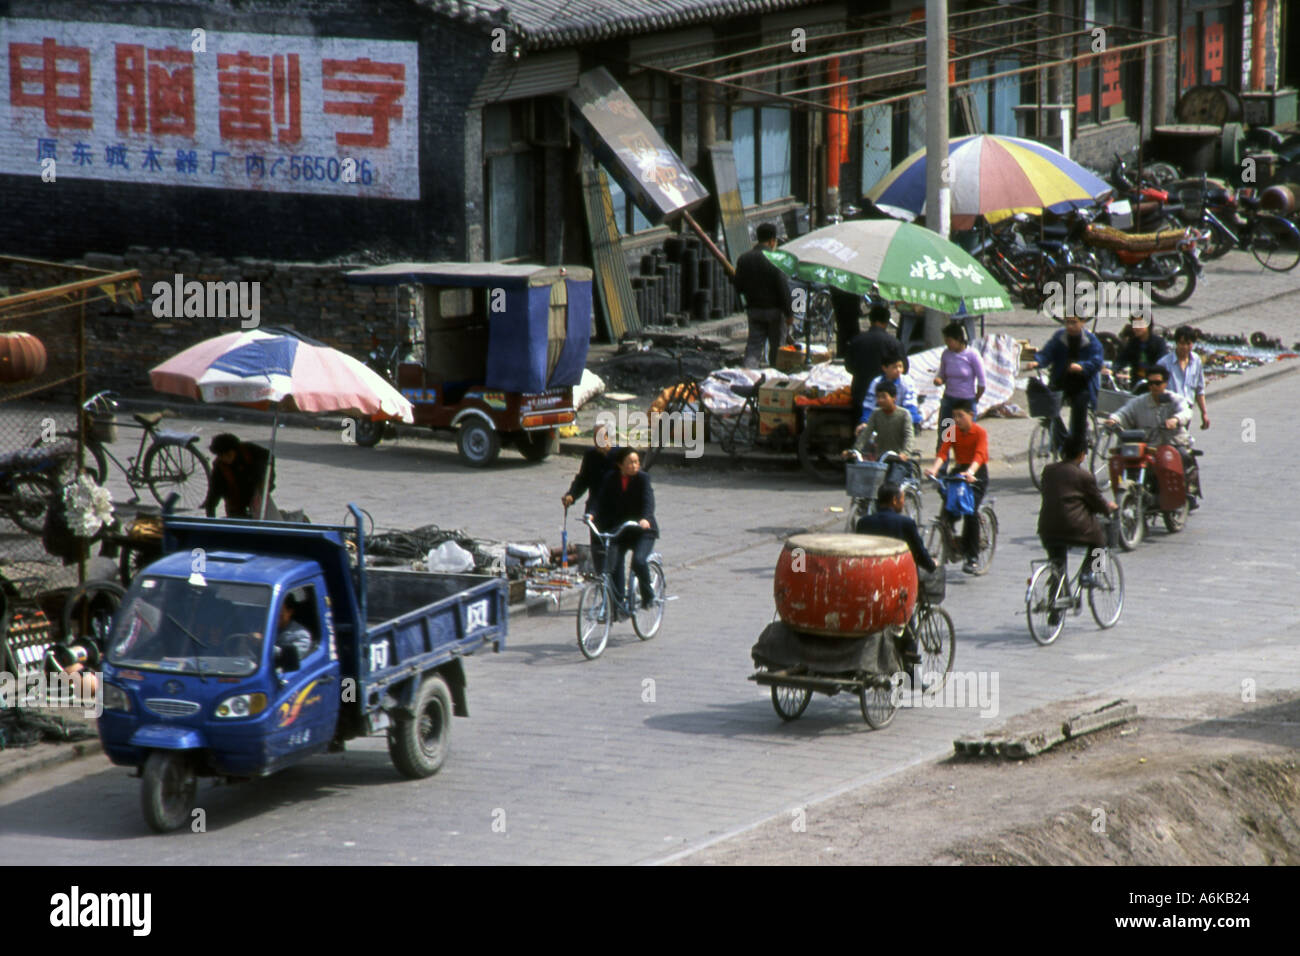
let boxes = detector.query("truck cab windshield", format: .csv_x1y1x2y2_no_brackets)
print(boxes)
108,577,273,677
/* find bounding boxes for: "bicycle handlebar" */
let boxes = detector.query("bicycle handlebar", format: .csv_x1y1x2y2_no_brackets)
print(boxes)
582,516,647,541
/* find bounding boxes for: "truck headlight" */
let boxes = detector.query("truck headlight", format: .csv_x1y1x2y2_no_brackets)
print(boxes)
215,693,267,719
102,682,131,713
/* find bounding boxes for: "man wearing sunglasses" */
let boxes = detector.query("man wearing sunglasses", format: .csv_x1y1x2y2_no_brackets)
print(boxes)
1103,367,1201,508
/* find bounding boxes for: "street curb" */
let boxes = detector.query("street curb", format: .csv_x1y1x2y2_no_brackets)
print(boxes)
0,737,103,790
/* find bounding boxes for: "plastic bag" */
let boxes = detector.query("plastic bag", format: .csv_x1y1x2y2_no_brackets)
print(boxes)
425,540,474,573
945,479,976,516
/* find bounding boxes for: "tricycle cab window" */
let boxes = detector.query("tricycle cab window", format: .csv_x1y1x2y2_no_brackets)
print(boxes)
405,286,489,399
108,577,272,677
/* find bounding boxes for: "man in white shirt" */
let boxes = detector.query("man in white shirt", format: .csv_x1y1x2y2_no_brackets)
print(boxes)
1158,325,1209,431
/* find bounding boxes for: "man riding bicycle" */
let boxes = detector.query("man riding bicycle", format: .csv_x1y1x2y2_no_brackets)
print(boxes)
1024,315,1104,446
1103,366,1202,507
1037,434,1118,616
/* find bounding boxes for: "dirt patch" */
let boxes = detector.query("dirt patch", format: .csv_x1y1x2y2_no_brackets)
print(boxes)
682,691,1300,865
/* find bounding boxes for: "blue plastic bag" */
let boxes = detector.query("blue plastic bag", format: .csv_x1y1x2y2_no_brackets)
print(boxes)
945,478,976,516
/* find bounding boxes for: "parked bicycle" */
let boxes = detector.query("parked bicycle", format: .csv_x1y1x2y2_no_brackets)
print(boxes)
1183,173,1300,272
34,391,211,512
843,450,922,531
0,443,74,534
1025,368,1118,490
971,215,1099,310
575,517,667,660
1025,518,1125,645
923,474,997,576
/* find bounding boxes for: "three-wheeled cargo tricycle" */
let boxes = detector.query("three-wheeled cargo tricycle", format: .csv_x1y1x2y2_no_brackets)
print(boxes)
342,262,593,467
97,505,507,832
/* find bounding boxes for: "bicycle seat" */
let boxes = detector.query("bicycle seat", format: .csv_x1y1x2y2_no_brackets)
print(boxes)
133,411,165,428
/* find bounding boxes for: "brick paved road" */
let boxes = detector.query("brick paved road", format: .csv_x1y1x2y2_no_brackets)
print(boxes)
0,255,1296,864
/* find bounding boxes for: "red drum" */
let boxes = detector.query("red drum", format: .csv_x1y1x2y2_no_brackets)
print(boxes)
773,533,917,638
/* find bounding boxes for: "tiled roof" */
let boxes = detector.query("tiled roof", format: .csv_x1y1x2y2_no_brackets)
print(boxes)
416,0,817,49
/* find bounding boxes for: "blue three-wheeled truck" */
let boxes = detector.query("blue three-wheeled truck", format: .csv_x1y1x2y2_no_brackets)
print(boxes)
97,506,507,832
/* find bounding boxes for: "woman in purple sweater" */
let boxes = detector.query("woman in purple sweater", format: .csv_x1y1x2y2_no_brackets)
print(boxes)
933,322,986,448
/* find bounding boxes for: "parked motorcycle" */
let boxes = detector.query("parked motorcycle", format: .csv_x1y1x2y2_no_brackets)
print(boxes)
1106,426,1200,550
1058,206,1202,307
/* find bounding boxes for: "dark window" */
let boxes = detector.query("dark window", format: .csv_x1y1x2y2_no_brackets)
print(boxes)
484,102,539,260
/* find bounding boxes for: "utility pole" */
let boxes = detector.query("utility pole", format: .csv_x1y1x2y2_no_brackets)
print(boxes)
923,0,950,346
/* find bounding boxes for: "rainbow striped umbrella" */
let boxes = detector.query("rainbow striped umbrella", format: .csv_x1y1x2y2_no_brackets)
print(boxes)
866,134,1112,230
766,219,1012,315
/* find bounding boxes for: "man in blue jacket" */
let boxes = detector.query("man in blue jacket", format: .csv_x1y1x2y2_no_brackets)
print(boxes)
1025,315,1104,447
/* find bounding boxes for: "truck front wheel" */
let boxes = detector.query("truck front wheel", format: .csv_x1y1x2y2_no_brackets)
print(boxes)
457,419,500,467
388,675,452,779
141,751,198,833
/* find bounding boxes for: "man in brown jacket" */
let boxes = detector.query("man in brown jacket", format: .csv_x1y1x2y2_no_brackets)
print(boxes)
1037,433,1118,590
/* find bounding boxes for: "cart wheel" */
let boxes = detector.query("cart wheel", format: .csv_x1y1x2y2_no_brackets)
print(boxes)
860,676,900,729
350,416,384,448
141,751,198,833
457,419,500,467
771,684,812,721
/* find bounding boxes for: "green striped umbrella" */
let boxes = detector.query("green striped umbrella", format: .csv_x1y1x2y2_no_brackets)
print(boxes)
766,219,1013,315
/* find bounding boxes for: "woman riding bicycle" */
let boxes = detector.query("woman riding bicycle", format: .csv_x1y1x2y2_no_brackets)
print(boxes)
589,447,659,615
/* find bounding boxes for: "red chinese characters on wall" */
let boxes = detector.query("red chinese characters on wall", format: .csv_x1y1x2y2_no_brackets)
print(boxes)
8,37,93,129
1202,23,1224,84
116,45,195,136
1099,52,1122,110
217,51,302,144
321,57,405,148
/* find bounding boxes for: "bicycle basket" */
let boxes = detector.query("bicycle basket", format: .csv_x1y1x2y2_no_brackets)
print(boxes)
1025,378,1062,419
920,566,946,604
1095,387,1130,416
85,410,118,444
845,460,888,500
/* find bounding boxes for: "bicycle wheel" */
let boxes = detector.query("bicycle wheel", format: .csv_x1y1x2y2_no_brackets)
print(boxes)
1087,552,1125,629
844,498,867,533
972,506,997,575
1008,249,1054,309
1026,563,1067,645
1028,420,1055,490
902,487,923,526
576,582,611,659
1,473,57,535
631,560,666,641
1250,215,1300,272
771,684,812,721
916,606,955,693
1088,416,1113,485
1116,483,1144,551
860,676,899,729
924,519,946,567
143,442,211,512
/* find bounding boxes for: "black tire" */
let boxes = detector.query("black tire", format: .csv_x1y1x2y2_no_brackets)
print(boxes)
2,472,57,534
844,498,867,533
456,419,500,467
973,505,997,575
1026,563,1066,646
119,543,158,587
1162,497,1190,534
915,606,955,693
1116,484,1144,551
141,751,198,833
1088,552,1125,629
143,442,211,512
1148,162,1180,186
351,416,384,448
771,684,812,721
631,560,666,641
860,677,899,729
387,674,452,779
1027,420,1055,491
1147,253,1197,306
797,411,848,485
1008,249,1053,308
576,582,611,659
516,430,553,462
62,580,125,649
1250,215,1300,272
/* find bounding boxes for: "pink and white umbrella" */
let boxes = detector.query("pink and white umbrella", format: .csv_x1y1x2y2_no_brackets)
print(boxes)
150,328,413,518
150,328,413,422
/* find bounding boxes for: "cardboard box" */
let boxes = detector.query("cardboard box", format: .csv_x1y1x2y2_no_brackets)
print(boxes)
759,410,797,437
775,344,830,372
759,379,801,414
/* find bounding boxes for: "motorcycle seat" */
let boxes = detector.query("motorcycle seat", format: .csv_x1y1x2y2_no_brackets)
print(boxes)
1084,223,1188,252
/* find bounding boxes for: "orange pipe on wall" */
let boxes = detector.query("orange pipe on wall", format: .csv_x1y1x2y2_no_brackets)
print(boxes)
1251,0,1267,91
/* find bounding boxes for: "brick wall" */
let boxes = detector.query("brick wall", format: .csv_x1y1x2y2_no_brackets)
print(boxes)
0,0,493,263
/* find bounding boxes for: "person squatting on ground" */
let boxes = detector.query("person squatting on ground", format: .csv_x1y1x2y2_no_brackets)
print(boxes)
203,433,278,519
1025,315,1104,447
589,447,659,616
734,222,794,369
925,399,989,575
